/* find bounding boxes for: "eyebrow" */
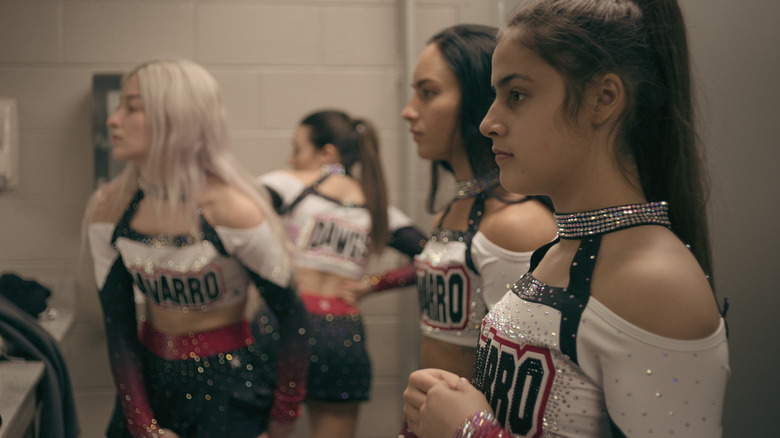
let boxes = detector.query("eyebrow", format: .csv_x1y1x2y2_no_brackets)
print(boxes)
123,94,142,102
412,78,436,88
495,73,533,88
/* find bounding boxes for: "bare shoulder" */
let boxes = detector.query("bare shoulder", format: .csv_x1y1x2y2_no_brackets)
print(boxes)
87,179,131,224
480,197,557,253
594,227,721,340
201,180,265,229
287,169,321,186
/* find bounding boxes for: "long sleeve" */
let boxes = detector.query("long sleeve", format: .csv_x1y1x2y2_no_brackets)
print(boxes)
216,221,311,424
88,223,163,438
369,210,427,292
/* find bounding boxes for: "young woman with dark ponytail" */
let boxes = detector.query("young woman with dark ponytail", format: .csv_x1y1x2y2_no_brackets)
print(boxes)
259,110,426,438
403,1,730,437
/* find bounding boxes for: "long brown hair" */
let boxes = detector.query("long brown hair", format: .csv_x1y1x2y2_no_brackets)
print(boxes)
502,0,713,283
425,24,499,213
301,110,389,254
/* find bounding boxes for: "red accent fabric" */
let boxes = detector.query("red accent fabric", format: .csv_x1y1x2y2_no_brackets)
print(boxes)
139,321,253,361
370,263,417,292
300,292,360,316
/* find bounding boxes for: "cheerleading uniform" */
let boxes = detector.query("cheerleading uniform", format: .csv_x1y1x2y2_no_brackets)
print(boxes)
88,189,310,438
260,170,426,401
415,192,540,348
469,209,730,437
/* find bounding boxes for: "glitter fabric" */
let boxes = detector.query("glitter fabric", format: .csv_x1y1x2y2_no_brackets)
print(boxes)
301,293,371,401
554,201,671,239
260,170,426,404
455,411,511,438
455,168,501,199
88,188,311,436
471,222,730,436
106,318,278,438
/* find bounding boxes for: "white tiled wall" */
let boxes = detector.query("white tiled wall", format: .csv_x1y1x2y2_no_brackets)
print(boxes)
0,1,488,437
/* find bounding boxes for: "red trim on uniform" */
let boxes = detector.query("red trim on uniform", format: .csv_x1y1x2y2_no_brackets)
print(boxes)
139,321,253,360
300,291,360,316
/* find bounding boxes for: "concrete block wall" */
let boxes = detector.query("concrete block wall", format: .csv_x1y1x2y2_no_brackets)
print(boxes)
0,1,495,436
4,1,776,437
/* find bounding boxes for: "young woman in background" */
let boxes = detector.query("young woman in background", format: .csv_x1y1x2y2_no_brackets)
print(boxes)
86,58,310,438
403,1,730,436
397,23,557,437
259,109,426,438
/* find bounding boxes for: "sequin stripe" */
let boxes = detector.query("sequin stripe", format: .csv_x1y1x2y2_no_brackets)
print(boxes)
139,321,253,361
369,263,416,292
454,411,512,438
300,291,360,316
270,398,303,424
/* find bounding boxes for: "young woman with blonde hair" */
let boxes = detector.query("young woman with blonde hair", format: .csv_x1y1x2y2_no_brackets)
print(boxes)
86,58,310,438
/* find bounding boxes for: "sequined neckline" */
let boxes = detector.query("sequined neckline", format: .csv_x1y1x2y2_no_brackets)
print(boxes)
554,201,671,239
320,163,346,177
454,168,500,199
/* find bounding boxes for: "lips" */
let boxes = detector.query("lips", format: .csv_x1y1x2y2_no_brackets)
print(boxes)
492,146,513,160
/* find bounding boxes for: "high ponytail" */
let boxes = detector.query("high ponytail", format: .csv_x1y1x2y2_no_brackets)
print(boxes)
301,110,389,255
353,118,389,254
632,0,712,283
501,0,712,284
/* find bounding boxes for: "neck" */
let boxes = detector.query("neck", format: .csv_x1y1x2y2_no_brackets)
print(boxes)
550,155,645,213
454,168,500,199
446,143,474,182
137,173,170,199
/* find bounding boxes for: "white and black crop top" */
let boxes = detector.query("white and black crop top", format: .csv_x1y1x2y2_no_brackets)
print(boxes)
89,192,292,312
87,188,310,436
415,192,539,348
472,236,730,437
260,170,422,279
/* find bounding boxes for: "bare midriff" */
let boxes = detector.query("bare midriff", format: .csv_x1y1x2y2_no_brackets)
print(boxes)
294,265,354,296
420,335,477,379
146,299,248,335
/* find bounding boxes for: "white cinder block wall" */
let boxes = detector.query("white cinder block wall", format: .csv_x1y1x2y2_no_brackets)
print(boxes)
2,1,778,437
0,1,504,437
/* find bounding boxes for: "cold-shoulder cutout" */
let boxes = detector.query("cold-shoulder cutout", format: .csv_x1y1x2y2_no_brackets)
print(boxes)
480,198,557,253
592,228,721,340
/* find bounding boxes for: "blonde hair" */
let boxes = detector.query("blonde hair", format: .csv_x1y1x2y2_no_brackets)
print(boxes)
88,58,291,273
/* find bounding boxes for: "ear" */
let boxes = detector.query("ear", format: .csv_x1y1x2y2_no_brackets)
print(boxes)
591,73,626,126
320,143,341,163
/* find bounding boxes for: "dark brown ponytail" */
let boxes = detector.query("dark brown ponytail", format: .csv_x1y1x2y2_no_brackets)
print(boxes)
301,110,389,254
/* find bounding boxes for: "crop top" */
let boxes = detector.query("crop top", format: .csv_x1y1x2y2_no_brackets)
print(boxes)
87,188,310,437
471,236,730,437
415,192,538,348
260,170,424,278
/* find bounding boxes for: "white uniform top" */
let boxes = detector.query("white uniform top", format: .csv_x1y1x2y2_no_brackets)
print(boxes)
473,237,730,437
415,192,537,348
259,170,414,279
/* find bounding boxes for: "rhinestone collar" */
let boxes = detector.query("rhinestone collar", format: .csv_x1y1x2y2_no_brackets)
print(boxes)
554,201,671,239
455,168,500,199
319,163,346,177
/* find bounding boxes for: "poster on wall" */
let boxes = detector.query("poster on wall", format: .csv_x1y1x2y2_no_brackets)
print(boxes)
92,73,125,188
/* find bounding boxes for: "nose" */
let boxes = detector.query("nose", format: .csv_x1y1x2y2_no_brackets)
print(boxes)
480,104,505,138
401,99,417,122
106,108,120,129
